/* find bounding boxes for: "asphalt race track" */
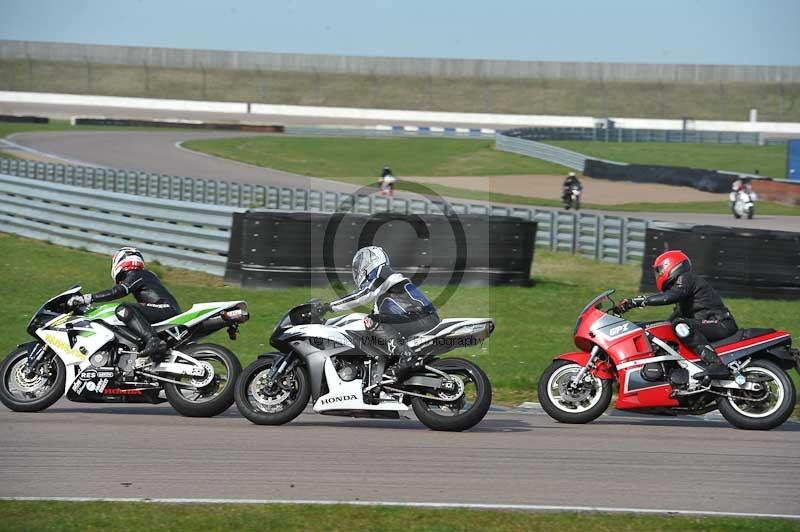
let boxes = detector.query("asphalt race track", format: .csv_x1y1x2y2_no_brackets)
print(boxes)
7,129,800,232
1,401,798,516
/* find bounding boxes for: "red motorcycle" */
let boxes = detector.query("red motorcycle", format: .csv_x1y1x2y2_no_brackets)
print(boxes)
538,289,799,430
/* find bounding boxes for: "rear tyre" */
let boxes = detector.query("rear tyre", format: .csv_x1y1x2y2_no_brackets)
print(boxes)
0,344,65,413
538,359,612,424
717,359,795,430
411,358,492,432
234,355,310,425
163,343,241,417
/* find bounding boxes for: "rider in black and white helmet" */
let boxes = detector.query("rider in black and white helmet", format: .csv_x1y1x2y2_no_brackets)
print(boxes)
66,247,181,362
320,246,440,382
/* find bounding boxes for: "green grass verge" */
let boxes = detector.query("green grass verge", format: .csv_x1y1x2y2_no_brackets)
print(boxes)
547,140,789,179
3,58,800,122
182,136,568,176
2,501,798,532
2,233,798,405
183,136,800,215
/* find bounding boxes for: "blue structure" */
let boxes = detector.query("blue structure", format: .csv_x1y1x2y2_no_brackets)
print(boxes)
789,139,800,181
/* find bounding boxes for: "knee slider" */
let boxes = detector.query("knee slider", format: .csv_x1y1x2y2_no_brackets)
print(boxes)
115,303,135,321
674,321,692,339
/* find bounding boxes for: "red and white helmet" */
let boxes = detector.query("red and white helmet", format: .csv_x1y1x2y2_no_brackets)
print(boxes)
653,250,691,291
111,247,145,282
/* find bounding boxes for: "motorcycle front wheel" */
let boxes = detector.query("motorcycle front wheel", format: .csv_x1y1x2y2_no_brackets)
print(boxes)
163,343,242,417
538,359,612,424
234,355,310,425
410,358,492,432
0,344,65,412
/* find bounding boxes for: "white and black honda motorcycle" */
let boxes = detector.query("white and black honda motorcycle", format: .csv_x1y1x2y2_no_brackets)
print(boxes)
1,286,248,417
234,301,494,431
563,185,581,210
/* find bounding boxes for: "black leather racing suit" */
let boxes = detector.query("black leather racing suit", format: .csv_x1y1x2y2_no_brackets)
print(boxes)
91,269,181,358
330,263,439,379
92,269,181,322
643,272,738,356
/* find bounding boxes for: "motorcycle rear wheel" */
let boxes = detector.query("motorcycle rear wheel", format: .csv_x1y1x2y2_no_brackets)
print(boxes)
163,343,241,417
411,358,492,432
234,355,310,425
538,360,612,424
0,344,65,412
717,359,795,430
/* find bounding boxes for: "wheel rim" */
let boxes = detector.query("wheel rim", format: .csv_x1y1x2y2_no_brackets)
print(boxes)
546,364,604,414
173,349,232,404
420,364,484,418
245,364,303,414
727,366,785,419
4,352,59,403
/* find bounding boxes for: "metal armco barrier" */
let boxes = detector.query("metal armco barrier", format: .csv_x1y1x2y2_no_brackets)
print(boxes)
0,173,238,276
494,133,612,171
0,158,650,272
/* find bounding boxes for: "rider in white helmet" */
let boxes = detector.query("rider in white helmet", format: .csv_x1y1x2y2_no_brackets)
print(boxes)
320,246,440,383
66,247,181,362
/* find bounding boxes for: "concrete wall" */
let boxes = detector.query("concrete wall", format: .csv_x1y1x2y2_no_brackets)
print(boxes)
2,40,799,83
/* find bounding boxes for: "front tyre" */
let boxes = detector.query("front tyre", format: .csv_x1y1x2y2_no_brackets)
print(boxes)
163,343,241,417
0,344,65,412
411,358,492,432
234,355,310,425
717,359,796,430
538,360,612,424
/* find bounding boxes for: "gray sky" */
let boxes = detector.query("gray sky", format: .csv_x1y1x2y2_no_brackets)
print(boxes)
1,0,798,65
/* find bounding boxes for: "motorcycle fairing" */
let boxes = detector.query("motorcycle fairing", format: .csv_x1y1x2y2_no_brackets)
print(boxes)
313,358,408,413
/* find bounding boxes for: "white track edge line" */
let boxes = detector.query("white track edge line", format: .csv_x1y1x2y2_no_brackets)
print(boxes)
2,497,797,520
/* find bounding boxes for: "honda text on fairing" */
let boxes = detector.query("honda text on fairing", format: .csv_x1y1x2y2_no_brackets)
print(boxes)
537,290,799,430
0,286,248,417
234,301,494,431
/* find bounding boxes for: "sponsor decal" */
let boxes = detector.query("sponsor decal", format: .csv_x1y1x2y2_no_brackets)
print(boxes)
320,394,358,405
609,323,630,337
387,338,397,354
79,369,98,381
72,377,109,394
43,332,86,360
103,387,143,395
96,370,115,378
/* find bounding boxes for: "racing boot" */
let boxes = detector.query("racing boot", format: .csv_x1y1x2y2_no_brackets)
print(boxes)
119,305,167,363
693,345,730,380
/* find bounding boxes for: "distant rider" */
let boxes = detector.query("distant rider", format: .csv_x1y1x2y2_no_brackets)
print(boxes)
66,247,181,362
320,246,440,383
562,172,583,202
617,250,738,379
379,165,397,197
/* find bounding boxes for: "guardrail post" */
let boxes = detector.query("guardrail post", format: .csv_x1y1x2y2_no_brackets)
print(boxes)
620,218,629,264
595,215,603,260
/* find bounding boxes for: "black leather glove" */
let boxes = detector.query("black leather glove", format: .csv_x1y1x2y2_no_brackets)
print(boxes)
320,302,332,314
617,296,646,313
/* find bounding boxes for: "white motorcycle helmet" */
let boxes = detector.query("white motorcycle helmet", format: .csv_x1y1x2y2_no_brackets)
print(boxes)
111,247,145,282
352,246,390,287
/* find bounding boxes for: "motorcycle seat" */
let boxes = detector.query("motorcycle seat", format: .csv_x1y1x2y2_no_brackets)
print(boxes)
711,328,776,348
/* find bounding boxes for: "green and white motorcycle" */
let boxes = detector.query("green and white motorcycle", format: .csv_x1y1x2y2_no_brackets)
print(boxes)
0,286,248,417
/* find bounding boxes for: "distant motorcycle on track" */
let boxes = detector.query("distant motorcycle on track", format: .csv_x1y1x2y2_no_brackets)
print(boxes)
0,286,247,416
730,188,756,219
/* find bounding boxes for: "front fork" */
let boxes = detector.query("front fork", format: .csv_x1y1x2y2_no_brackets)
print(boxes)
569,345,600,388
25,343,50,378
